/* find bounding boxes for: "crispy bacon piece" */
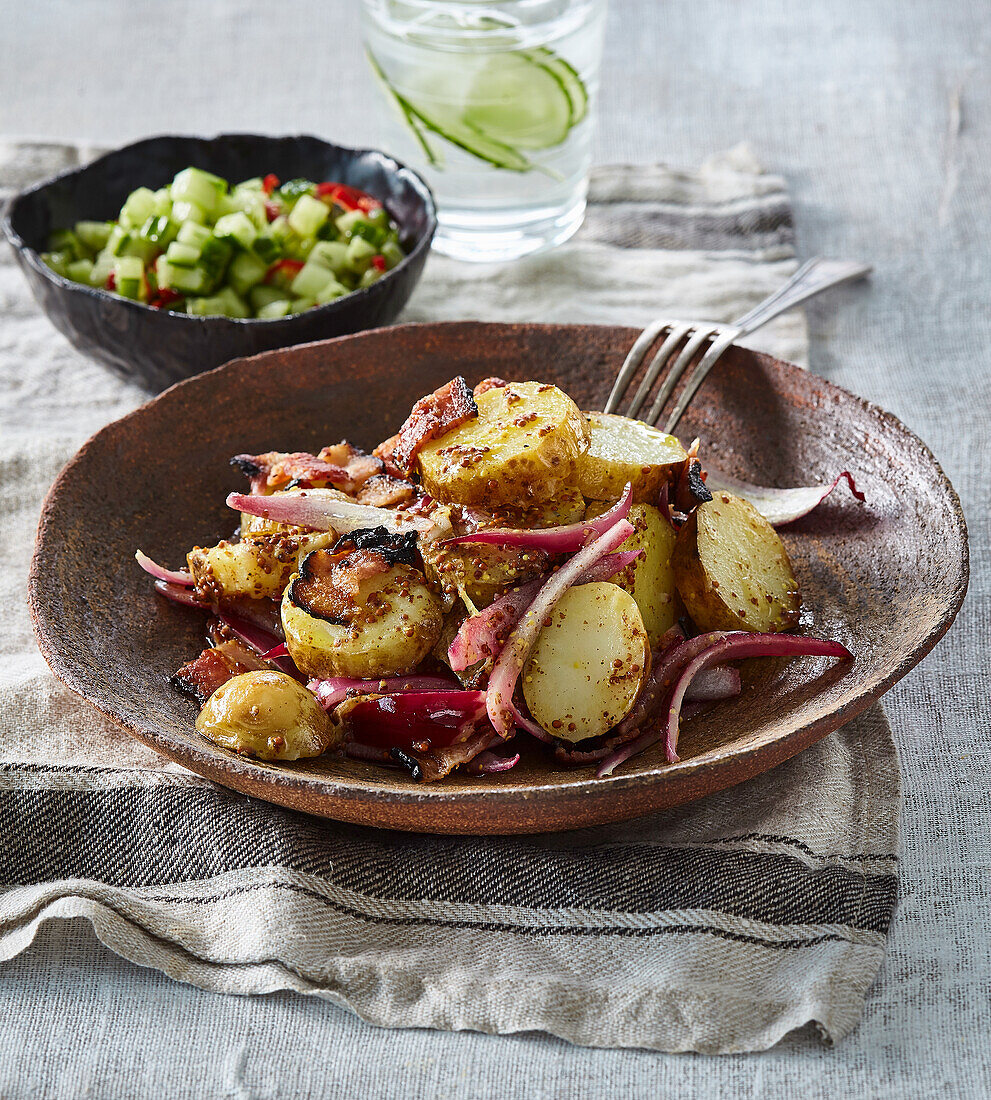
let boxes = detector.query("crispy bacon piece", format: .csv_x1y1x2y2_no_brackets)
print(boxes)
391,728,501,782
672,439,713,514
231,443,383,495
356,473,417,508
390,376,479,476
372,434,404,478
473,376,508,397
171,638,269,706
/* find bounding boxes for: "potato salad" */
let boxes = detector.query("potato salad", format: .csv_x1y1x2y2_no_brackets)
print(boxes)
137,376,853,782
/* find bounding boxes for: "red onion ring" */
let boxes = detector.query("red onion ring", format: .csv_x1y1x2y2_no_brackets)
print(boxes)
226,489,436,535
704,470,865,527
442,483,634,554
310,675,464,710
136,550,194,587
485,518,636,739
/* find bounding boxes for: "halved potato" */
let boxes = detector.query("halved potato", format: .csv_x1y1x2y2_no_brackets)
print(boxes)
281,555,444,679
672,492,800,632
575,412,687,502
195,670,339,760
188,530,336,601
523,582,649,743
416,381,590,507
587,501,681,646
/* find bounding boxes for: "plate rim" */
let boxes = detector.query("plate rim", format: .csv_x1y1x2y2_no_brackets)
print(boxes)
28,321,970,832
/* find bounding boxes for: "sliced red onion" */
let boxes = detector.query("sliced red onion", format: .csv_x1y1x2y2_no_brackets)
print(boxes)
446,548,643,673
136,550,194,587
597,631,852,776
442,482,634,554
263,643,289,659
340,690,488,752
310,674,463,710
485,518,635,739
469,750,521,775
226,489,436,536
153,579,208,609
683,664,741,702
704,469,865,526
663,634,851,762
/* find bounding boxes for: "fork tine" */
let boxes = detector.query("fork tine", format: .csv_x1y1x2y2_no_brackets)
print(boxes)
603,319,671,414
661,327,738,434
644,325,719,426
623,322,694,419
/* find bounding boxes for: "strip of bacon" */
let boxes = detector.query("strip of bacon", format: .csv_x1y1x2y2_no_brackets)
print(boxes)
392,728,503,782
171,638,269,707
356,473,417,508
231,443,383,495
474,376,508,397
389,376,479,476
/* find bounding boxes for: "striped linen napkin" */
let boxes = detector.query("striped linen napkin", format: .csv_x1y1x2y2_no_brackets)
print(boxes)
0,140,898,1053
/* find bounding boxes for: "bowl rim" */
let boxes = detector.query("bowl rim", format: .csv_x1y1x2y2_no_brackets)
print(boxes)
27,321,971,833
0,131,438,327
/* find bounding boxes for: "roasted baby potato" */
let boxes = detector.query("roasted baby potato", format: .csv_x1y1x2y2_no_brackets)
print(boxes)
587,501,681,646
416,381,590,507
574,412,687,503
188,530,336,601
672,492,800,632
195,670,339,760
523,582,649,743
281,553,444,679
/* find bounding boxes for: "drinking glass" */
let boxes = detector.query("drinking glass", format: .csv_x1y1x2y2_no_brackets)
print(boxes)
361,0,608,262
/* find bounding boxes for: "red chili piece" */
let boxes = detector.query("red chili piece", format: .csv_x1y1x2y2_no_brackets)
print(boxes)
371,254,387,273
316,182,382,213
105,272,116,291
262,174,280,195
264,259,305,285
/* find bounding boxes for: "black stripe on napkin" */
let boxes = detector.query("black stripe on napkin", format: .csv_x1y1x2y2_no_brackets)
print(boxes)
0,781,897,935
582,201,795,252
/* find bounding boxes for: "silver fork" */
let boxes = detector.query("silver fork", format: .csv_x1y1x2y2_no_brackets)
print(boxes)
603,258,872,434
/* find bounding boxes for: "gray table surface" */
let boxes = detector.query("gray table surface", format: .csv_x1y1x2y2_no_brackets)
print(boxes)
2,1,989,1097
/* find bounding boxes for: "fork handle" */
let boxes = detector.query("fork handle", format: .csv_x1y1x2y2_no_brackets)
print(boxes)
732,258,872,337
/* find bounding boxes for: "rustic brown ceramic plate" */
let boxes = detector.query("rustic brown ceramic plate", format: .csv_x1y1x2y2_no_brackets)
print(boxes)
29,323,968,834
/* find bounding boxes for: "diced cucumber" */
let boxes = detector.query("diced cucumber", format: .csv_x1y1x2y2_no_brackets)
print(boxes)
106,225,131,257
171,167,227,214
345,235,377,274
90,252,115,287
139,215,178,247
171,199,208,225
256,299,293,320
41,251,71,277
186,286,248,319
359,267,385,289
213,211,257,251
75,221,113,253
152,188,173,217
119,235,159,263
166,241,202,268
289,259,337,299
252,233,282,265
314,277,348,304
334,209,367,238
308,240,349,275
120,187,158,229
277,178,315,203
290,296,316,312
48,228,86,261
198,237,232,283
157,256,211,296
249,284,289,311
268,215,294,244
287,193,330,238
177,222,212,249
236,177,264,191
227,251,268,297
113,256,146,300
379,239,404,269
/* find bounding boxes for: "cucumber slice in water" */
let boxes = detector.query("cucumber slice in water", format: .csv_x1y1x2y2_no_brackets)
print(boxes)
458,52,573,150
525,48,588,126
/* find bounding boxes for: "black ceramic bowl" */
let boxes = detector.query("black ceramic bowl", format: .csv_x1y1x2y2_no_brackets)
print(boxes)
2,133,436,392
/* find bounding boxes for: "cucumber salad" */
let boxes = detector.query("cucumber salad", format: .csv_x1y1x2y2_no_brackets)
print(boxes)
41,168,406,319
